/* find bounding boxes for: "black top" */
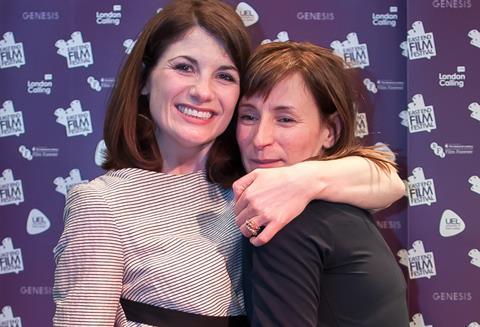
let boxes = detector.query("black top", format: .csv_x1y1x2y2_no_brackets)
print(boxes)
243,200,409,327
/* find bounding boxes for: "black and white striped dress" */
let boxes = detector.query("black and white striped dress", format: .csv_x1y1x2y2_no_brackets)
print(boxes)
53,168,245,326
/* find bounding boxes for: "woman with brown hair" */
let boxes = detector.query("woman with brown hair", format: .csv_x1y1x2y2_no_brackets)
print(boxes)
53,1,404,326
237,41,409,326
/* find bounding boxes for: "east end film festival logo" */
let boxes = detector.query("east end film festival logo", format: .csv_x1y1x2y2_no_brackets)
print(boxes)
0,237,24,275
399,94,436,133
409,313,432,327
401,21,436,60
26,73,53,95
95,139,107,166
398,240,436,280
0,306,22,327
355,112,368,138
469,29,480,48
372,6,398,27
55,100,93,137
0,32,25,69
469,175,480,195
469,249,480,269
407,167,436,206
0,100,25,138
438,66,466,88
123,39,136,54
331,33,369,69
261,31,289,45
96,5,122,26
55,31,93,68
469,102,480,122
235,2,259,27
0,169,24,206
54,169,88,197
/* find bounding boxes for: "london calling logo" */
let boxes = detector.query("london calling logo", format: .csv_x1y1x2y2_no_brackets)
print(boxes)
0,169,24,206
0,100,25,137
54,169,88,197
371,6,398,27
331,33,369,69
55,100,93,137
438,66,466,88
399,94,436,133
398,240,436,280
55,31,94,68
0,32,25,69
402,21,436,60
27,73,53,95
407,167,436,206
0,237,24,275
96,5,122,25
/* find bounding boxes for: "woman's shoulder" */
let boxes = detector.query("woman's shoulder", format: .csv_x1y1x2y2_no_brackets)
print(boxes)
304,200,370,221
69,168,164,195
285,201,372,238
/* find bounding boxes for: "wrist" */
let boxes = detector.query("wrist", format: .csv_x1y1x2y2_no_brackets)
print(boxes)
295,161,328,202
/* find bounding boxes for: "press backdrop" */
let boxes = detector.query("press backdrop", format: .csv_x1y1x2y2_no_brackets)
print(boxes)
1,1,479,326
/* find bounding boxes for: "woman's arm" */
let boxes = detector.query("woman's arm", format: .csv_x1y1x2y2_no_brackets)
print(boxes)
53,184,124,326
234,156,405,246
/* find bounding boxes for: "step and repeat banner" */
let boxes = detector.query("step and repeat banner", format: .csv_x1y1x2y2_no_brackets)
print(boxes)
0,0,478,326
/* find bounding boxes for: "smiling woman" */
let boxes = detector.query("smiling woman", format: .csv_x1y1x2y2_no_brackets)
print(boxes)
142,27,240,174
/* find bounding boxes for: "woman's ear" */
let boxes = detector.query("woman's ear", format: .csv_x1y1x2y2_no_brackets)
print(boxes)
321,112,341,150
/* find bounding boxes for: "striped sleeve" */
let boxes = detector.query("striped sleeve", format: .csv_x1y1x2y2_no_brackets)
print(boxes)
53,183,124,327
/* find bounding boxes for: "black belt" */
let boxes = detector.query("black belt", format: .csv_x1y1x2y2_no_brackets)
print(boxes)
120,298,249,327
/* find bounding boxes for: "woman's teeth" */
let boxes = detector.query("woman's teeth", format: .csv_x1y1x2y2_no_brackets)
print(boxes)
177,105,212,120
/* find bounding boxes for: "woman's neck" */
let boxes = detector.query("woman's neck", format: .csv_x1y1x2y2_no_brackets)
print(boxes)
156,135,213,175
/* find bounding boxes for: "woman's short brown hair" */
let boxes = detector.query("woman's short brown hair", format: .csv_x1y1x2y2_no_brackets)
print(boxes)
102,0,250,186
240,41,395,171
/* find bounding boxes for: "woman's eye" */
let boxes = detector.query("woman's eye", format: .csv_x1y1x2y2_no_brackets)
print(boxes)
218,72,236,82
278,117,295,123
173,63,193,72
239,114,256,121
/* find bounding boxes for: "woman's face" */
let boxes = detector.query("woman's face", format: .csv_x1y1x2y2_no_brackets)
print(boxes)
144,26,240,152
237,73,335,173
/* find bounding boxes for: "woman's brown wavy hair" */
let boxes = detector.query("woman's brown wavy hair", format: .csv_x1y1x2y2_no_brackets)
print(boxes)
102,0,250,186
239,41,396,171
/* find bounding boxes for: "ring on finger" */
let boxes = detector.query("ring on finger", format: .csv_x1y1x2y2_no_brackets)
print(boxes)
245,219,261,237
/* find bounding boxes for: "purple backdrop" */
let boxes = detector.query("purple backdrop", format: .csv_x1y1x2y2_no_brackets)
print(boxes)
0,0,478,326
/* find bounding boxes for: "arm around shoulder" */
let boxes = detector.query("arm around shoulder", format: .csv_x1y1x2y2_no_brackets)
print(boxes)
296,157,405,210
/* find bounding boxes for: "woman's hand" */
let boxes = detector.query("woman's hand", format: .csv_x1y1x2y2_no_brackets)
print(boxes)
233,158,405,246
233,165,316,246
